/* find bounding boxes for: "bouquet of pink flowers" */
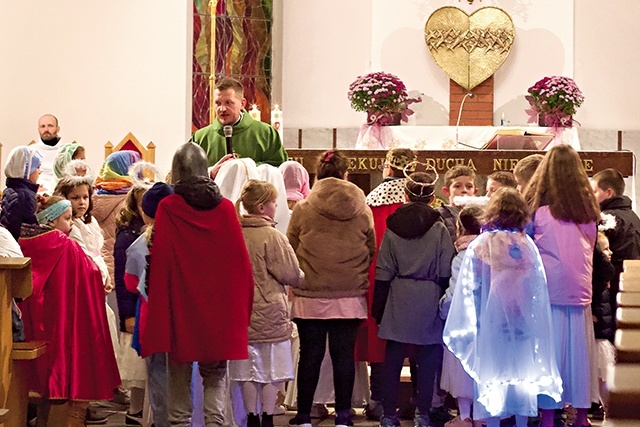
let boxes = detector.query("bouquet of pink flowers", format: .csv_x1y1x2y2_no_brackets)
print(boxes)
526,76,584,127
348,71,420,124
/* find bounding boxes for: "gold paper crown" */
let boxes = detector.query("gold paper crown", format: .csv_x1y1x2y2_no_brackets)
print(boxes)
386,150,417,172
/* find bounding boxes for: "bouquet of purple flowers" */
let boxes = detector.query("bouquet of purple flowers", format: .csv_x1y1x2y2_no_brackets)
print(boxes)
526,76,584,127
348,71,421,124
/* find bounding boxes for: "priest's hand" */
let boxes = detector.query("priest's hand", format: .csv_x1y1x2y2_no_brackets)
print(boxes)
209,153,236,180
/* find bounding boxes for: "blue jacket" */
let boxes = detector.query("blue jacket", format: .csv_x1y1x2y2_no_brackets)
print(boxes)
114,217,144,331
0,178,39,241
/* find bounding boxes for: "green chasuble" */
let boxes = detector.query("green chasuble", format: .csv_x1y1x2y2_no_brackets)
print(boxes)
192,112,288,167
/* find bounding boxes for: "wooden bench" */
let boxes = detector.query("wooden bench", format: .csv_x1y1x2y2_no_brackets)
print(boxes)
617,292,640,308
615,329,640,363
620,271,640,293
623,259,640,270
0,257,34,427
603,420,640,427
607,363,640,420
616,307,640,329
4,341,47,427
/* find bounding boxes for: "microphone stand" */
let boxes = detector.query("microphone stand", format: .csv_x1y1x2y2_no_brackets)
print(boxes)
455,93,475,147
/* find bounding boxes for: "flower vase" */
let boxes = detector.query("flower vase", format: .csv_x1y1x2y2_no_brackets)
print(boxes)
367,111,402,126
538,112,573,128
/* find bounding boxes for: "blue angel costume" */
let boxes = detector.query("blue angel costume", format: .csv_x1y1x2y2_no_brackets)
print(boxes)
443,229,562,420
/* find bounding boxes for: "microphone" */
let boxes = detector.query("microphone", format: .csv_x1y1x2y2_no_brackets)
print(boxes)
455,93,475,146
223,125,233,155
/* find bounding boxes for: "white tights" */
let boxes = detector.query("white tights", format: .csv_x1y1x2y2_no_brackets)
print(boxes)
457,397,472,420
241,381,282,415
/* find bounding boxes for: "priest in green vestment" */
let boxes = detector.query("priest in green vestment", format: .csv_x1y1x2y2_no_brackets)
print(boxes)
192,78,288,172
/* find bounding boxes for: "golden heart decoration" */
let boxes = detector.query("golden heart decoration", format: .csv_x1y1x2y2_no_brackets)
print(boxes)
424,7,515,90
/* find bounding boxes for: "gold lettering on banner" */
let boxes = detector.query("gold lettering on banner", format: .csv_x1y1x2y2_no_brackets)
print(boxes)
424,158,477,171
290,156,304,166
583,159,593,173
344,157,387,170
492,158,519,171
425,158,436,170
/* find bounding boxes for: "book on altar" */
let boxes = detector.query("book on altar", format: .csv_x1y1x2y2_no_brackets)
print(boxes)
482,129,554,150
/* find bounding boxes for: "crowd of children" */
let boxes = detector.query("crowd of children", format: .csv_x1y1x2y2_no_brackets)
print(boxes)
3,140,640,427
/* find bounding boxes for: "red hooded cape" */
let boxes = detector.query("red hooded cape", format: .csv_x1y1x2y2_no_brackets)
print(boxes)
18,228,120,400
142,195,253,363
355,202,403,363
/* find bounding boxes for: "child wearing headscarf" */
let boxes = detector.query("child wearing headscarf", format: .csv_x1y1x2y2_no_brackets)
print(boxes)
18,196,120,408
92,150,143,283
0,146,43,240
95,150,142,194
53,143,85,182
279,161,310,211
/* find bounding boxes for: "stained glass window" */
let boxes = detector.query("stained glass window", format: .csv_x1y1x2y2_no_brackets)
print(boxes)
192,0,273,130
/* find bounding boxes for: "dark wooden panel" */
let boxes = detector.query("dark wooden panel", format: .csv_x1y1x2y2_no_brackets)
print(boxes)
288,149,633,177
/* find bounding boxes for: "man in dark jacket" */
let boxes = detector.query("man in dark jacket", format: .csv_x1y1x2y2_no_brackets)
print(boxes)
591,168,640,312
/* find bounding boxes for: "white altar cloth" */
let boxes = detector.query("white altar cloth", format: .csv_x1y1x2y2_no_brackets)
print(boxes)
355,125,580,151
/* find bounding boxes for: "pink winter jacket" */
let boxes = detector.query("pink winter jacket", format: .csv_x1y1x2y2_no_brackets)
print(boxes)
533,205,596,306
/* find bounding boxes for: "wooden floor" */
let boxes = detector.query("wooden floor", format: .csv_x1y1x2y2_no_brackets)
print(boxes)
98,408,608,427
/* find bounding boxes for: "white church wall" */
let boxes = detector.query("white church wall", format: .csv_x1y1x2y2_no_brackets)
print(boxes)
0,1,192,183
282,0,576,129
281,0,639,137
575,0,640,132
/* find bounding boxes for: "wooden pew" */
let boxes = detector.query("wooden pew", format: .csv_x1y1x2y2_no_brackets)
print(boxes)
623,259,640,270
0,257,35,427
606,363,640,420
615,329,640,363
603,420,640,427
619,270,640,293
616,307,640,329
617,292,640,308
5,342,47,427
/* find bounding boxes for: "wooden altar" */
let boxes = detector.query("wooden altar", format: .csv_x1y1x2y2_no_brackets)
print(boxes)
286,149,634,194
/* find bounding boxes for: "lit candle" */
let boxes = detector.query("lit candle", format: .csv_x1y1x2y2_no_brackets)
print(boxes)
249,104,261,122
271,104,284,142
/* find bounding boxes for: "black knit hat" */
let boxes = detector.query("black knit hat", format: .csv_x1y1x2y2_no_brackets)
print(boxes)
141,182,174,218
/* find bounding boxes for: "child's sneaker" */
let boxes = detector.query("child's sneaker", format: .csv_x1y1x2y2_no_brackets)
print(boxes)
364,400,384,421
430,406,455,426
125,410,143,425
380,415,401,427
310,403,329,419
288,413,312,427
415,413,431,427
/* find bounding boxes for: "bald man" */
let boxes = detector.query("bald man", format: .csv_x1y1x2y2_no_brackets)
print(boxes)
33,114,64,194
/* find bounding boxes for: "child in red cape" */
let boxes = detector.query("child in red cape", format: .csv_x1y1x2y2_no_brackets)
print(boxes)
18,196,120,401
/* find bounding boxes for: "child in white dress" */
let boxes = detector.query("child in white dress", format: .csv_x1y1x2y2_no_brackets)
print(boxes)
228,180,304,427
439,206,484,427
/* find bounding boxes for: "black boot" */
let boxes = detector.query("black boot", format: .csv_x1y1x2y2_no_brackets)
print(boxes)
261,412,274,427
248,413,261,427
